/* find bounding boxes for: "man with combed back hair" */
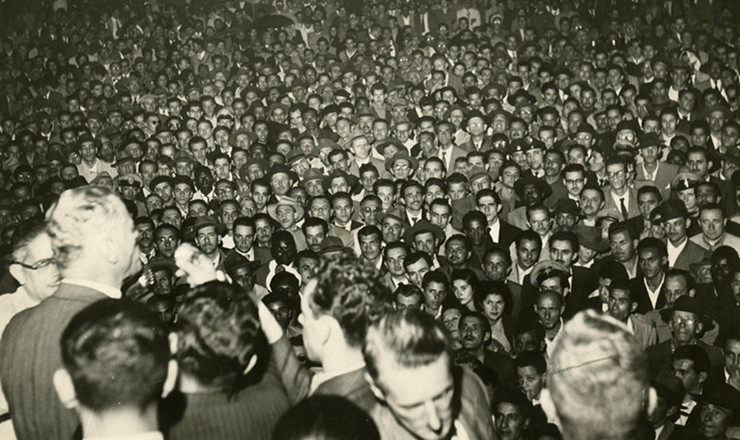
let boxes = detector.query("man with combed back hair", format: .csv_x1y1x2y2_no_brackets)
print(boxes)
53,299,177,439
363,309,497,440
548,310,651,440
0,186,141,440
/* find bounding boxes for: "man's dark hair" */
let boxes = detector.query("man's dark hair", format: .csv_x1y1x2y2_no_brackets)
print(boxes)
636,237,668,259
673,345,710,375
60,299,169,412
548,230,579,250
422,270,449,291
516,350,547,375
175,281,261,390
403,251,433,269
301,217,328,235
306,254,390,347
515,229,542,249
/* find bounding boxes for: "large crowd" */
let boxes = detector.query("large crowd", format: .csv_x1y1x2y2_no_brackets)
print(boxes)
0,0,739,439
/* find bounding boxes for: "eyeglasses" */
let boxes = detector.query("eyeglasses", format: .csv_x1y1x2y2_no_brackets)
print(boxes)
12,258,56,270
672,316,697,326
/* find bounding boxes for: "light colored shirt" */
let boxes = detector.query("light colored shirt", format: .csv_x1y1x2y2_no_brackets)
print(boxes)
644,274,666,309
667,238,688,267
489,219,501,244
85,431,164,440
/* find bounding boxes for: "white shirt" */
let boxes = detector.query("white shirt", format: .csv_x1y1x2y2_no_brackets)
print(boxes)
545,320,564,358
610,190,631,218
489,219,501,244
644,274,665,309
667,238,688,267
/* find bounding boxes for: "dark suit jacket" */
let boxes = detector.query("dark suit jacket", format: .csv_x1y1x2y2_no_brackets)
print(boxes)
370,366,496,440
492,220,521,249
313,367,376,413
0,284,110,440
632,276,668,314
646,340,724,377
671,240,707,272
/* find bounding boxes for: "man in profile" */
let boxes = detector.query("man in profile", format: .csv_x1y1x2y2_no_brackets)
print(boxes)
53,299,176,438
363,309,496,440
0,186,142,440
548,310,651,440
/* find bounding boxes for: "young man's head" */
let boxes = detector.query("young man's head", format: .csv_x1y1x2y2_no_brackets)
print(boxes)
54,299,175,433
516,350,547,401
364,309,455,440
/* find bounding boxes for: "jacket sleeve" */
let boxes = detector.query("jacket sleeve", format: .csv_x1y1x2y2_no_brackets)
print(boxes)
269,335,311,405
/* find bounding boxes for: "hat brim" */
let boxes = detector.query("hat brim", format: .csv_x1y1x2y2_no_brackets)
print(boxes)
267,203,305,224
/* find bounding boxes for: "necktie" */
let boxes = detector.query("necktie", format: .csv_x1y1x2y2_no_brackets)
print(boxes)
620,198,629,219
411,216,418,225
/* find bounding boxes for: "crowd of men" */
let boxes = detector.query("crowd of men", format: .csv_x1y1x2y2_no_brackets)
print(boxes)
0,0,739,438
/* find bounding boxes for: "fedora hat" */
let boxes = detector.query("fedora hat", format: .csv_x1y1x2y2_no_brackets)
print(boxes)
402,219,445,246
192,215,228,236
267,196,305,223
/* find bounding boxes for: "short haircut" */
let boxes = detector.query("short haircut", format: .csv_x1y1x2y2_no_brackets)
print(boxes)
548,230,579,250
273,395,381,440
483,245,512,266
11,220,48,263
516,350,547,375
459,310,491,335
664,268,695,292
46,186,132,270
233,216,256,231
384,241,409,258
358,225,382,242
673,345,710,375
363,309,451,385
699,202,725,218
462,210,487,228
608,221,636,240
636,236,667,258
476,188,502,205
495,387,534,421
422,270,449,291
549,311,649,440
609,279,635,302
302,216,329,235
175,281,261,390
60,299,169,412
306,254,390,347
516,229,542,249
404,251,432,269
637,185,662,201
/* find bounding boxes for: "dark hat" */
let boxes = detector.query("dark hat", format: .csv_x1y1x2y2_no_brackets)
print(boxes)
468,166,492,183
616,119,641,134
651,371,685,409
376,138,405,156
402,219,445,245
301,168,325,184
286,149,307,165
172,175,195,191
192,215,227,236
652,200,689,223
552,198,580,216
638,132,665,149
732,169,740,187
118,173,143,189
574,224,610,252
659,295,713,330
530,260,570,289
514,174,552,200
507,138,529,155
266,163,299,182
146,258,179,276
697,381,740,415
576,122,596,136
378,208,410,229
149,175,174,191
670,172,702,191
223,252,260,275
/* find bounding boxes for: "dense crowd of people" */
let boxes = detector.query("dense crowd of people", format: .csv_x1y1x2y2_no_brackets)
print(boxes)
0,0,739,439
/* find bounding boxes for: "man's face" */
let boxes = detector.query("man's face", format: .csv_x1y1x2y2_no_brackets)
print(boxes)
495,402,529,440
672,358,703,394
663,217,688,244
464,219,487,246
423,281,446,311
563,171,585,197
609,231,635,263
670,311,702,345
233,225,255,254
608,287,634,322
699,209,725,241
580,189,604,216
136,222,154,252
536,295,563,331
477,195,499,224
385,248,408,277
154,183,173,203
638,192,660,220
606,162,627,190
272,237,297,264
332,198,353,224
550,240,576,267
360,233,382,260
484,253,510,281
173,183,193,206
460,315,488,352
516,239,541,269
195,225,220,255
155,228,179,259
414,232,437,257
638,248,666,279
699,403,733,439
15,233,60,302
406,260,430,288
374,353,454,440
403,186,424,211
677,189,697,213
687,152,710,178
444,239,469,267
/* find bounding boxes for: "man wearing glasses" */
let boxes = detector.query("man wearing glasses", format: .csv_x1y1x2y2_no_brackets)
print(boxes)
602,156,640,220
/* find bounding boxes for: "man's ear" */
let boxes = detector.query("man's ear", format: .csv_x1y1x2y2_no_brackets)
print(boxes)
698,371,708,384
8,264,26,285
365,372,386,403
52,369,78,409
